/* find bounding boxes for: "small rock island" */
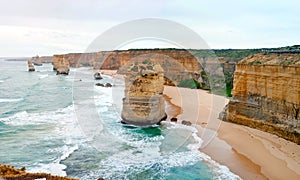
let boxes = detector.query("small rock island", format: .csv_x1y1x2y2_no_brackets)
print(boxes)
27,60,35,72
121,60,167,126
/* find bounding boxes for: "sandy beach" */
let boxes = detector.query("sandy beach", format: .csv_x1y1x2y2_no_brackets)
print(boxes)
163,86,300,180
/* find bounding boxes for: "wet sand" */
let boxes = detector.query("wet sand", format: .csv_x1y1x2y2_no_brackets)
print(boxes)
163,86,300,180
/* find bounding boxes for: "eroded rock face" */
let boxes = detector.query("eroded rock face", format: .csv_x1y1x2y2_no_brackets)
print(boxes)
121,61,166,126
222,53,300,144
53,55,70,75
27,60,35,71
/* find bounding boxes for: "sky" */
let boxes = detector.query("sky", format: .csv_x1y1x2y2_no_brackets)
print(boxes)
0,0,299,57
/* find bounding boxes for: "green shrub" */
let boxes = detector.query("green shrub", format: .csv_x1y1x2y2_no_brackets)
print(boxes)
142,59,151,65
178,79,200,89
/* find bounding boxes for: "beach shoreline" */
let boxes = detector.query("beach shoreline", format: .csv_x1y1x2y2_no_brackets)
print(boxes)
163,86,300,180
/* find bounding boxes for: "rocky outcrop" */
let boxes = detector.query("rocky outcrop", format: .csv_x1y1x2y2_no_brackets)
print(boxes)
27,60,35,71
53,55,70,75
94,72,103,80
0,164,77,180
121,59,166,126
222,53,300,144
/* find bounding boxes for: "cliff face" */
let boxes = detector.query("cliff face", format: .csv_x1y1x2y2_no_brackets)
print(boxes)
51,49,207,86
223,53,300,144
121,59,166,126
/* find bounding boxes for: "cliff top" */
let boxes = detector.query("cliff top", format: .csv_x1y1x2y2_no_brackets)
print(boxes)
0,164,77,180
239,53,300,66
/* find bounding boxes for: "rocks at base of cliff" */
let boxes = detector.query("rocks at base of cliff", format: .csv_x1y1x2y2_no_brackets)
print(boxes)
95,83,112,87
27,60,35,72
181,120,192,126
96,83,104,87
170,117,178,122
94,72,103,80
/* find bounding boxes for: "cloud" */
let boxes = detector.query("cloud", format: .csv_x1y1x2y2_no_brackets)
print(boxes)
0,0,299,56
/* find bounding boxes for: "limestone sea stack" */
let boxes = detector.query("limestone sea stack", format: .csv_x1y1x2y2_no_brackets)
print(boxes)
27,60,35,71
222,53,300,144
53,55,70,75
121,61,167,126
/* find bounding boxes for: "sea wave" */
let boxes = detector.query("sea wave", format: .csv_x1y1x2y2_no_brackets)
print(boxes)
0,98,23,103
2,105,85,177
28,144,79,177
0,106,75,126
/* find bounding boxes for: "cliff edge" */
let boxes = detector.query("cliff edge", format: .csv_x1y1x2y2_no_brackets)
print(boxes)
222,53,300,144
0,164,77,180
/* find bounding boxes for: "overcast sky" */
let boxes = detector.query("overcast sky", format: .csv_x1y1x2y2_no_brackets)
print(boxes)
0,0,299,57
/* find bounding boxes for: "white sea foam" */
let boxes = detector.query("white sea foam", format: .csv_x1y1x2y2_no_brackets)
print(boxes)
0,106,75,126
38,74,48,79
4,106,85,177
153,121,241,179
27,146,80,177
0,98,23,103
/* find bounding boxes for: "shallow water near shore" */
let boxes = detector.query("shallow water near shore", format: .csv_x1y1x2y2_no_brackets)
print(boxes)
0,59,239,179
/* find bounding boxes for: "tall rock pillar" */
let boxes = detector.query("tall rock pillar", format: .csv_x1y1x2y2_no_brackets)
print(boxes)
121,61,167,126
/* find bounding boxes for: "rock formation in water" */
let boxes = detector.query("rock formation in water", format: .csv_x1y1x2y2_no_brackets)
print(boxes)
94,72,103,80
53,55,70,75
121,60,167,126
27,60,35,72
222,53,300,144
0,164,77,180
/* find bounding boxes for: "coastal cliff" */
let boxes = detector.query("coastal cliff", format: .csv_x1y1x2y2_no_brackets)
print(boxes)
50,49,207,87
222,53,300,144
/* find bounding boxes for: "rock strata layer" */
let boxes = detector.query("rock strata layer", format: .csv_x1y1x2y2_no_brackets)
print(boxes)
121,60,166,126
222,53,300,144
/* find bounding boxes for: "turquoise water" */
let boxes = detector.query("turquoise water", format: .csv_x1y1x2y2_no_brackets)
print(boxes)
0,59,239,179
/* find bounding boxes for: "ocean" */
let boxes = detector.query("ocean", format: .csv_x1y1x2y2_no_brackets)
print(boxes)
0,59,240,180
